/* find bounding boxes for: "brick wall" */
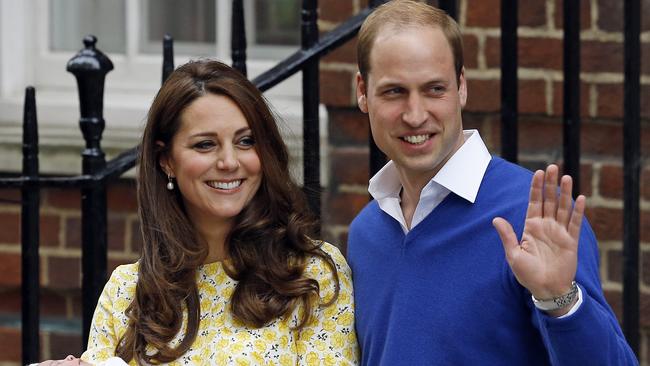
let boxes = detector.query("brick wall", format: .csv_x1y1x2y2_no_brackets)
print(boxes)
0,183,140,363
0,0,648,364
319,0,650,364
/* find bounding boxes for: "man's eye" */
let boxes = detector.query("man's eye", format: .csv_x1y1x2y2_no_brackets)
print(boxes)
384,88,403,95
430,85,446,93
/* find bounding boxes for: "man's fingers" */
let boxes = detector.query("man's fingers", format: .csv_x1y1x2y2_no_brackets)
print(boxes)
556,175,574,228
543,165,559,219
493,217,520,263
568,194,586,240
525,170,544,220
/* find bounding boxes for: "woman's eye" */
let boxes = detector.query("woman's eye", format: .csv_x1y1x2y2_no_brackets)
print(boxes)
193,140,215,150
238,136,255,147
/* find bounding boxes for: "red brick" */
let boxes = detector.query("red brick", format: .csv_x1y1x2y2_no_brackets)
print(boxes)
0,253,21,286
518,117,562,154
644,42,650,76
40,214,61,247
47,256,81,289
131,220,143,254
642,84,650,119
107,216,126,252
40,289,70,317
578,163,593,197
644,211,650,242
320,0,354,23
520,0,547,28
65,217,81,249
44,189,80,210
641,166,650,200
582,121,650,157
519,37,563,70
320,69,354,107
462,34,479,69
595,83,624,118
595,0,650,32
48,331,83,359
465,0,500,28
600,164,623,199
643,250,650,287
484,37,501,68
0,212,20,244
0,288,20,313
328,107,370,146
596,0,622,32
551,81,590,118
554,0,592,30
603,290,622,322
321,37,358,65
0,326,21,362
607,249,622,283
643,293,650,328
519,79,547,115
330,148,370,188
107,180,137,213
585,206,622,241
0,188,21,205
324,192,370,225
581,41,623,73
465,79,500,112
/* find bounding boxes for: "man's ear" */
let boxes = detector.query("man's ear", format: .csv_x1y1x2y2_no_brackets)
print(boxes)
458,67,467,108
156,141,173,177
356,72,369,114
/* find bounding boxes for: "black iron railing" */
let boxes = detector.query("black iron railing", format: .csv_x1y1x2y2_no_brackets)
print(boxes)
0,0,642,363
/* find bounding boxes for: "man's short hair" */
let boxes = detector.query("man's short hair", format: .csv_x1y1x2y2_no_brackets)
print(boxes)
357,0,464,85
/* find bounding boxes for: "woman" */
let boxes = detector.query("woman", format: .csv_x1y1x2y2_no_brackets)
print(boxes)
79,60,358,365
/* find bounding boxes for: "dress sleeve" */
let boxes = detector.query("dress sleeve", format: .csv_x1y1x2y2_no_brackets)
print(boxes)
295,242,360,366
81,264,137,365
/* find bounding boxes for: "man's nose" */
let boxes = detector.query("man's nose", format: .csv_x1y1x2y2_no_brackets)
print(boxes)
402,94,427,127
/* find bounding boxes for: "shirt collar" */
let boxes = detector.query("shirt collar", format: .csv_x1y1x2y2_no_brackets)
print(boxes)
368,129,492,203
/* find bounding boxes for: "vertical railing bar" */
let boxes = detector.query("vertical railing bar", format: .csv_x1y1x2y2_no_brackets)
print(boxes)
67,35,113,346
231,0,247,76
437,0,457,20
162,34,174,85
623,0,640,356
21,86,40,364
563,0,581,196
500,0,518,163
302,0,320,223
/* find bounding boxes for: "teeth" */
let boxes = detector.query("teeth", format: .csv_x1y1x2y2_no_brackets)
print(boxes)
207,180,242,190
402,134,430,144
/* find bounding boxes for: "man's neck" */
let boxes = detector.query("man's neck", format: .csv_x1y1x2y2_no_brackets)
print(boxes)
398,169,437,229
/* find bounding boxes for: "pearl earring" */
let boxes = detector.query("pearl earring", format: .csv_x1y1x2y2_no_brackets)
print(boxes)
166,175,174,190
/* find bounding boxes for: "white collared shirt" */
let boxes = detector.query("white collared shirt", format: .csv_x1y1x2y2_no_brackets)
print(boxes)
368,129,491,233
367,129,583,317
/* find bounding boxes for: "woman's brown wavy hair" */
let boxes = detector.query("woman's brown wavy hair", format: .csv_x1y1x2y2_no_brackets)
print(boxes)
116,60,340,364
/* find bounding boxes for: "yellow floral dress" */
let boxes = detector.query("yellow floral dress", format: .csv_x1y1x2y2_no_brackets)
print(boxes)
81,242,359,365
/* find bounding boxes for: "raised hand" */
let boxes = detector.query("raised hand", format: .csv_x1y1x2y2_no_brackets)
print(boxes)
492,164,586,316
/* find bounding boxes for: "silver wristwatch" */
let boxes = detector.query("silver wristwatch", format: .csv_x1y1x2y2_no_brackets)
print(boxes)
531,281,579,311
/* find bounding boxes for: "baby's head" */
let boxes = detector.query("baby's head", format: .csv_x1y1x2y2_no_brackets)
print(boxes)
37,355,92,366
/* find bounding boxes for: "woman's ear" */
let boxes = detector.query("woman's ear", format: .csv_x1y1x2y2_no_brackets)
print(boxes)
156,141,172,176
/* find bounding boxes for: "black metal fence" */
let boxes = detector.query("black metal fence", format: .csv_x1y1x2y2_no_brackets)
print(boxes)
0,0,642,363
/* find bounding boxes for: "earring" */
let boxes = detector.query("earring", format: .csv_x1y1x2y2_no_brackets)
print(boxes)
166,175,174,190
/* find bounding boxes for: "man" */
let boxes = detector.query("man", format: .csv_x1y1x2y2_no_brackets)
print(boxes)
347,1,637,364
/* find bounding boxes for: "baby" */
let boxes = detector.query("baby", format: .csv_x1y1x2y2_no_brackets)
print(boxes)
33,355,126,366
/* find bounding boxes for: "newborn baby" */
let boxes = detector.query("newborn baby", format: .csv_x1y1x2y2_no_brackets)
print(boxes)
33,355,126,366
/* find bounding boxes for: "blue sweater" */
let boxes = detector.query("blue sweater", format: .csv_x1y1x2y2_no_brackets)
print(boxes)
348,157,637,365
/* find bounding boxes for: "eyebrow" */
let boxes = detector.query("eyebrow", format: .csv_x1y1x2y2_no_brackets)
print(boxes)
188,127,252,139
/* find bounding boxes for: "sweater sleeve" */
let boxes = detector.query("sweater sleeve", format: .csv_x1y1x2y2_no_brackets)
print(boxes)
532,223,638,365
295,242,360,366
81,264,137,365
